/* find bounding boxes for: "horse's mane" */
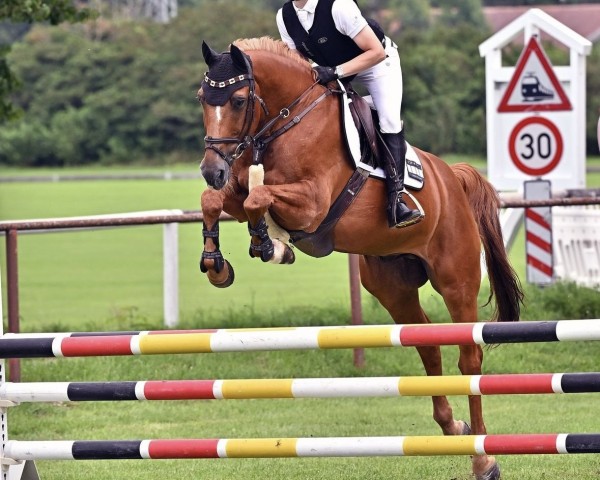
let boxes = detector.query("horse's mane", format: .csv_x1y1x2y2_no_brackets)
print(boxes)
233,36,311,71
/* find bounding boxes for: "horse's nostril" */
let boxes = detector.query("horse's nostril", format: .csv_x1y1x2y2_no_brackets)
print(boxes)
200,161,229,190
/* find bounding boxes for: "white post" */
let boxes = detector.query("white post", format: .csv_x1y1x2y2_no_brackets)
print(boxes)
163,222,179,328
524,180,553,286
0,268,6,471
1,270,40,479
597,109,600,152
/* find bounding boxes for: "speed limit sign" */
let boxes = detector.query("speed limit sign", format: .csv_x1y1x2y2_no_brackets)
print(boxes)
508,116,563,176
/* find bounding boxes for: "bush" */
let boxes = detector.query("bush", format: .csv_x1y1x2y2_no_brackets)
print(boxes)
521,281,600,320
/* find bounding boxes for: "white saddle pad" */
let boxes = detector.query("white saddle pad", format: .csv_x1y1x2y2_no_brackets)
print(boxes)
340,83,424,190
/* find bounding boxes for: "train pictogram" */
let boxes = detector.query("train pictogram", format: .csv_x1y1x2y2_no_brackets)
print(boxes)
521,73,555,102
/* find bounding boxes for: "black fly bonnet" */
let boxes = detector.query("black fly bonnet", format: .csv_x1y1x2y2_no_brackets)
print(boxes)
201,42,253,106
200,42,261,166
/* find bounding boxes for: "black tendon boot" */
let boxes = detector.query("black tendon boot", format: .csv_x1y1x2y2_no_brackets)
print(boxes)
381,131,423,228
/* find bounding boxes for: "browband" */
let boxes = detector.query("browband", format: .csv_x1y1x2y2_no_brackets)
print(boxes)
203,73,249,88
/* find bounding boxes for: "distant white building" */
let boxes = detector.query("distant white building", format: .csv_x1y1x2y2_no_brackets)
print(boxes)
484,4,600,44
142,0,178,23
103,0,178,23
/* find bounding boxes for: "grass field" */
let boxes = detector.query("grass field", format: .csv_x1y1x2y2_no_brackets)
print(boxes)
1,159,600,479
0,174,357,330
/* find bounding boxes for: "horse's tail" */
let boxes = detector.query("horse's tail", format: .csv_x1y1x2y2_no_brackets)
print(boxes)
451,163,524,322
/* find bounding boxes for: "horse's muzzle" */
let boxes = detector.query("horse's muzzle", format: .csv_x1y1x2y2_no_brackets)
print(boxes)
200,156,230,190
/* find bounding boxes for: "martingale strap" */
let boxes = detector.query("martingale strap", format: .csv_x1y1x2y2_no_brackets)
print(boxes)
289,167,370,258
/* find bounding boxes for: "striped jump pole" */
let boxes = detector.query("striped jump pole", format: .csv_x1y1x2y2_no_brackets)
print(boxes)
1,319,600,358
4,434,600,461
2,373,600,402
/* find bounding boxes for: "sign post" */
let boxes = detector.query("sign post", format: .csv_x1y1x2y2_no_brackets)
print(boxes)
524,180,553,285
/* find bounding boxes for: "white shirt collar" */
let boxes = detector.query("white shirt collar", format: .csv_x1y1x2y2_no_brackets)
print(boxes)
293,0,318,14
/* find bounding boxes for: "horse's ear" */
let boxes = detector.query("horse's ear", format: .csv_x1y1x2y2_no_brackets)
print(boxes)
202,41,219,67
230,44,249,73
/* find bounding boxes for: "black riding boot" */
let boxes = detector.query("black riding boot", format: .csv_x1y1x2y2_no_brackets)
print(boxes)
381,130,423,228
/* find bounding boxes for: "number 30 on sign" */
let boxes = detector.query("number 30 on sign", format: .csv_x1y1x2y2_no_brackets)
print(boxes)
508,116,564,176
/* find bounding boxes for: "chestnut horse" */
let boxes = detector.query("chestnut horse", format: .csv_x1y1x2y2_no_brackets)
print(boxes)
197,37,523,480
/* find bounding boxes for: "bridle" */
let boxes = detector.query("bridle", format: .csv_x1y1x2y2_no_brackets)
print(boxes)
202,52,264,167
202,51,338,168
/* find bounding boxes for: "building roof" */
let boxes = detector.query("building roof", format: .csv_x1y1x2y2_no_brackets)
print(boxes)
484,4,600,43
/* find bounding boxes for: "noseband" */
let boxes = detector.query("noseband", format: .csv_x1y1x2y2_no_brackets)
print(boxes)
203,51,337,168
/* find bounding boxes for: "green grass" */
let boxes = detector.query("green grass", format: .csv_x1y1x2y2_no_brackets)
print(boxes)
0,159,201,176
10,325,600,479
2,160,600,479
0,177,354,330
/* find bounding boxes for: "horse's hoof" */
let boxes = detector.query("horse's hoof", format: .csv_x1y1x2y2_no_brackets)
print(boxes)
476,462,501,480
267,240,295,265
281,245,295,264
208,260,235,288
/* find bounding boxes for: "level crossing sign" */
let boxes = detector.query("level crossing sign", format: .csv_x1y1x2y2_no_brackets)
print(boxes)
479,8,591,192
498,36,571,113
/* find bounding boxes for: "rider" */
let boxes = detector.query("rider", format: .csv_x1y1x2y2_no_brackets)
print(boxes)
276,0,423,228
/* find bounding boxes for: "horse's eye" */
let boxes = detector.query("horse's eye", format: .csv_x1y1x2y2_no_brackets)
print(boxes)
197,91,205,103
231,95,247,110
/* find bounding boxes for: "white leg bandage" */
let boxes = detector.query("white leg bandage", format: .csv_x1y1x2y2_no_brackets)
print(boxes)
248,164,291,246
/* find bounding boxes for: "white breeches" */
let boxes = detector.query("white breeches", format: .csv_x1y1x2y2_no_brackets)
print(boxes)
354,38,403,134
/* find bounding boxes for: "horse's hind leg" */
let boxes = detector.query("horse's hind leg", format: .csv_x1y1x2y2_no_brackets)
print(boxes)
429,255,500,479
358,255,466,436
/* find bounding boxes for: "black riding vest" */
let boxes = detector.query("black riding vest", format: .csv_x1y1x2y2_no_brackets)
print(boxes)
281,0,385,67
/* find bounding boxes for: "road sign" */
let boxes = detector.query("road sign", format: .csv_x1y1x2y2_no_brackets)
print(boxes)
524,180,553,285
508,116,563,176
480,8,591,191
498,36,572,113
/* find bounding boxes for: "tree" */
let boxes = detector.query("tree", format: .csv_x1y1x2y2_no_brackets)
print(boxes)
0,0,95,123
0,3,278,166
438,0,486,28
398,23,489,154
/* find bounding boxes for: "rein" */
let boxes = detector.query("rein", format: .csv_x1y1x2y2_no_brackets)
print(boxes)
251,81,335,166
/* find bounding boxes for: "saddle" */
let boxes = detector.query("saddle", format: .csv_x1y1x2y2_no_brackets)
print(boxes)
341,82,424,190
286,82,425,258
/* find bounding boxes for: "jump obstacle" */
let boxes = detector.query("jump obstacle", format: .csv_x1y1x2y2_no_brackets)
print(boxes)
1,372,600,402
4,434,600,461
2,319,600,479
2,319,600,358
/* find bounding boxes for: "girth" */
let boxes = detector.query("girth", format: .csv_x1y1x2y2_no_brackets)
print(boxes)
289,167,370,258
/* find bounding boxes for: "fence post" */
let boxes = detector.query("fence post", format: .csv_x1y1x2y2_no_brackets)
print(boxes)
163,222,179,328
6,229,21,382
348,254,364,368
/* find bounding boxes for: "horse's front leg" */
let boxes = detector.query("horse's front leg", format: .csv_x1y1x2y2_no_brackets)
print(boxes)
200,188,246,288
243,182,321,264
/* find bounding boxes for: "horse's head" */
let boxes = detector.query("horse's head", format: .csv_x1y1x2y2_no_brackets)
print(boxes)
198,42,259,190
